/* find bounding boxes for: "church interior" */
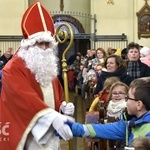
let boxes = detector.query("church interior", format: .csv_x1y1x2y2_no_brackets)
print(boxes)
0,0,150,55
0,0,150,150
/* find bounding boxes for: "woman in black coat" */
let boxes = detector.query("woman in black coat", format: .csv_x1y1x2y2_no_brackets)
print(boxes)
94,55,133,95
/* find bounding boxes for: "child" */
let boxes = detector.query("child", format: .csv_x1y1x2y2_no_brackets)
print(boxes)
107,81,129,122
69,77,150,146
76,64,84,87
89,77,120,112
95,63,105,77
106,81,129,149
67,65,75,90
75,64,84,94
83,69,97,110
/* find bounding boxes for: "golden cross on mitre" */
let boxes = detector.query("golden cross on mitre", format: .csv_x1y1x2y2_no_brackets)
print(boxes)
144,0,149,3
107,0,114,5
60,0,64,11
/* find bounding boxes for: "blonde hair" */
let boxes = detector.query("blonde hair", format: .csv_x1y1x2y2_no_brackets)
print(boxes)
97,62,105,68
107,81,129,101
102,77,120,92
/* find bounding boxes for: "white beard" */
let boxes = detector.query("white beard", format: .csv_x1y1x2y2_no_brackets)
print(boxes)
17,46,59,87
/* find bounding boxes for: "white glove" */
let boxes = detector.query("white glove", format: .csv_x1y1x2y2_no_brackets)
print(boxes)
52,113,75,140
60,101,75,115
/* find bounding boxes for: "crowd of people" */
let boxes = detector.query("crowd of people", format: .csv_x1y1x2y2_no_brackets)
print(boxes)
65,42,150,148
0,1,150,150
67,42,150,110
70,77,150,150
0,48,13,69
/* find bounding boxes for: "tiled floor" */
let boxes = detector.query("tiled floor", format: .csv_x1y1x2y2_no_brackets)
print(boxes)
60,91,86,150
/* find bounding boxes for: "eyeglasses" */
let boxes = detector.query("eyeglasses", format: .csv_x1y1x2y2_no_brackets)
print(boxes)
112,92,125,96
125,95,138,102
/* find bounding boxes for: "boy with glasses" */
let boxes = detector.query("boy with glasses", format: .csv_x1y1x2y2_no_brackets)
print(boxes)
67,77,150,148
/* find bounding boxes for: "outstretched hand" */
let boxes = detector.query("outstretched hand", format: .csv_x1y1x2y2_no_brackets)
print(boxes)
54,121,73,139
52,114,75,140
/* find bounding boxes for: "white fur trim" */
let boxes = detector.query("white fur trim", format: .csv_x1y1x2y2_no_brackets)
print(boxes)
21,31,57,48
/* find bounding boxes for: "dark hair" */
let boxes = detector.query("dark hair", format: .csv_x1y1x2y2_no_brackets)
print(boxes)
121,48,127,60
127,42,140,52
104,54,127,69
129,77,150,110
76,54,81,58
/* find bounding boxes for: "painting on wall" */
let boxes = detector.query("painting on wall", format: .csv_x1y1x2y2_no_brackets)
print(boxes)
137,1,150,39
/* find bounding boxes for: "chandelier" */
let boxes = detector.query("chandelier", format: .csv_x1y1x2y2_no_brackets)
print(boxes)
107,0,114,5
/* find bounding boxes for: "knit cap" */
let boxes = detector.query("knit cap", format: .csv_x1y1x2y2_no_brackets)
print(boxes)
140,47,150,56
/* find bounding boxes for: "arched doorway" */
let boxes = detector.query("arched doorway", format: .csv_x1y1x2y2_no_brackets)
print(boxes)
52,15,90,62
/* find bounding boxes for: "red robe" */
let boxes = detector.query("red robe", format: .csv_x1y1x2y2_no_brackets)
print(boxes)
0,56,64,150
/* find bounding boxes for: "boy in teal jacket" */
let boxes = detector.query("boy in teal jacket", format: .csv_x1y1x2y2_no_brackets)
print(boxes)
70,77,150,146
